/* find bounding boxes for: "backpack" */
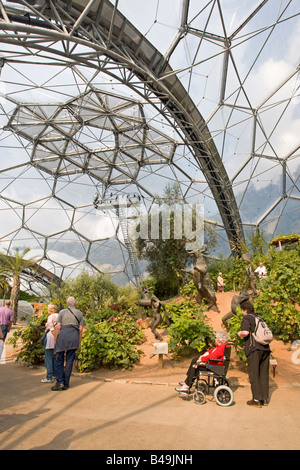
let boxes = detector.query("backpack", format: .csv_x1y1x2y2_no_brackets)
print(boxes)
249,314,273,346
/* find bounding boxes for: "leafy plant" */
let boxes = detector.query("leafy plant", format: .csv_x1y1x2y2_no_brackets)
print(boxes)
253,246,300,343
166,300,215,358
269,232,300,248
8,306,145,373
225,255,247,291
207,256,234,291
8,311,48,365
247,229,269,257
135,182,218,299
179,279,197,299
226,308,247,362
226,244,300,360
0,248,37,323
46,271,139,316
77,312,145,372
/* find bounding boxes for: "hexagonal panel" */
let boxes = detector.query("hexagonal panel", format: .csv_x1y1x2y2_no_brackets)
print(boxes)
0,0,298,291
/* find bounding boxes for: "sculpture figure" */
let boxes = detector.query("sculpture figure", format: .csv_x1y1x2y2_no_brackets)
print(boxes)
242,253,258,296
221,289,250,328
137,288,170,341
149,295,170,341
181,247,218,311
137,285,151,308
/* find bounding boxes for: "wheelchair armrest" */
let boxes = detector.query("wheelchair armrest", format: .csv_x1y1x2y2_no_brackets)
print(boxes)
206,358,225,364
192,358,225,368
192,362,208,369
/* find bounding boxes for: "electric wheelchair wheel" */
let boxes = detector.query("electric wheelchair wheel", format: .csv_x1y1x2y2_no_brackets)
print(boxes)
214,385,233,407
193,390,206,405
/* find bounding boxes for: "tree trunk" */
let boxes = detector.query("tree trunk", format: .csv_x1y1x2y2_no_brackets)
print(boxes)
10,274,20,324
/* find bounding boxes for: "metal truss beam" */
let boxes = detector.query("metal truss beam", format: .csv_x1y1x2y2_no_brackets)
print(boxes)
1,0,245,253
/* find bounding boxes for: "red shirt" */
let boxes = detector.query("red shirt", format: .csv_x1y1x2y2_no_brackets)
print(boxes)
199,342,226,366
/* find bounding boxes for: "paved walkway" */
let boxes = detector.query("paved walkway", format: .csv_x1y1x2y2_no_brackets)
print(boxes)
1,357,300,451
1,326,300,451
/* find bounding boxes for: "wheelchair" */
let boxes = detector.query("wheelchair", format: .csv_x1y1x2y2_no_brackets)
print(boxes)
181,342,234,407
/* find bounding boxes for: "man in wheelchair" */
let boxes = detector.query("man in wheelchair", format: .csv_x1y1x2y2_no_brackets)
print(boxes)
175,330,233,405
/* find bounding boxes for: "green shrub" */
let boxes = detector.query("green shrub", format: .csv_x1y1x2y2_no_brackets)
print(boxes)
226,245,300,360
48,271,129,317
8,307,145,372
179,280,197,299
166,300,215,358
77,312,145,372
226,308,247,362
8,312,48,365
252,246,300,343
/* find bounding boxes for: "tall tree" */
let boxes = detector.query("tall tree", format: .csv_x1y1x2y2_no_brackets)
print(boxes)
0,259,11,301
0,248,37,323
135,182,217,298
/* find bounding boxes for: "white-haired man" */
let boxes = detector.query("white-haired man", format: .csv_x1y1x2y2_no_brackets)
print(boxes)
52,297,84,391
175,330,229,394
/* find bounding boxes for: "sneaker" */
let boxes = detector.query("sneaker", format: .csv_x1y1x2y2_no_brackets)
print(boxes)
51,383,65,391
247,399,262,408
41,378,53,383
63,384,69,390
260,400,269,406
175,386,189,393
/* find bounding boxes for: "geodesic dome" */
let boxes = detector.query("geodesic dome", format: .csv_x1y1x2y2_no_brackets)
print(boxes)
0,0,299,292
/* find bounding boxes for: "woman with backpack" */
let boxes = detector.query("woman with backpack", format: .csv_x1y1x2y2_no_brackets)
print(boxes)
238,300,272,408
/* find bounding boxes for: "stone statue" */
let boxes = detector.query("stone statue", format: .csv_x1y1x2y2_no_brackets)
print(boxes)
137,288,171,341
137,285,151,308
181,247,218,311
222,289,250,328
242,254,257,296
149,295,170,341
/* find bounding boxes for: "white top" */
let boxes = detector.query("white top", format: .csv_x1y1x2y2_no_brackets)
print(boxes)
255,265,267,277
45,313,58,349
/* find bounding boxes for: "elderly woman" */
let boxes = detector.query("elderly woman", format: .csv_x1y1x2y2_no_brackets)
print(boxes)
175,330,229,393
41,303,59,383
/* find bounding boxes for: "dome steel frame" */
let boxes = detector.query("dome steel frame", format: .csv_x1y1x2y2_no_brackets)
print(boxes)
0,0,299,290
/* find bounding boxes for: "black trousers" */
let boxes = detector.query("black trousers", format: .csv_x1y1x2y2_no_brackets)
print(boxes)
185,357,208,388
247,350,270,401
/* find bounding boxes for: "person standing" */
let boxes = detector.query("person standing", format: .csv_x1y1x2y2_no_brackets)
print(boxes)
0,300,13,341
52,297,84,391
41,303,59,383
238,300,271,408
217,272,225,292
0,300,13,362
0,327,4,361
255,262,267,279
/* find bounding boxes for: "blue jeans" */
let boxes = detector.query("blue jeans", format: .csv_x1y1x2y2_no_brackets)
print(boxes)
0,339,4,360
44,348,55,380
1,325,8,340
54,350,76,387
0,326,8,360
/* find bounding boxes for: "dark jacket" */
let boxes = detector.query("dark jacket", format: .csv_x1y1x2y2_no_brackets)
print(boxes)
241,313,271,357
